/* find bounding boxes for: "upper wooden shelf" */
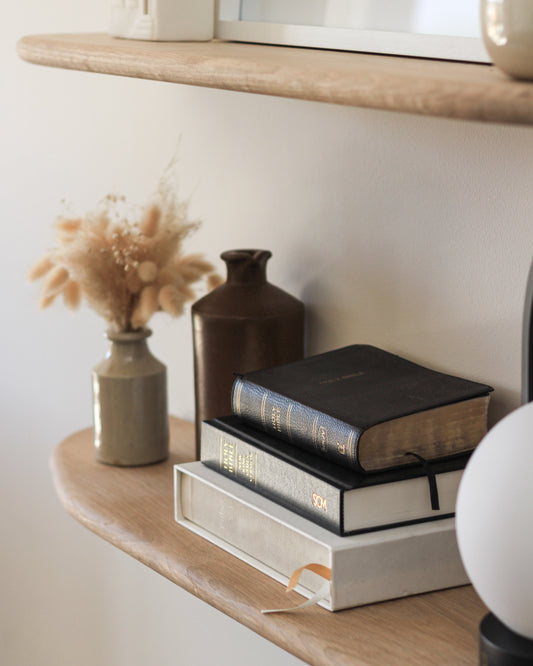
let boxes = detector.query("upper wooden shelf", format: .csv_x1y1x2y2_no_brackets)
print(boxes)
51,417,486,666
16,32,533,126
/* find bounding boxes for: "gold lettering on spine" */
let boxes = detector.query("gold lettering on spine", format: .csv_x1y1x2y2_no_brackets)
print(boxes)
312,415,319,448
221,438,236,475
312,493,328,512
287,403,293,441
318,425,328,453
271,405,282,432
236,449,257,484
336,431,355,457
260,391,268,428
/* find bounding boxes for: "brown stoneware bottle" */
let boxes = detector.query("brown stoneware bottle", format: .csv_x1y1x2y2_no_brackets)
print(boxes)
191,249,305,457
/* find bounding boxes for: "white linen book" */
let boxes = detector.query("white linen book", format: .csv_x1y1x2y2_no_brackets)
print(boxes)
174,462,469,611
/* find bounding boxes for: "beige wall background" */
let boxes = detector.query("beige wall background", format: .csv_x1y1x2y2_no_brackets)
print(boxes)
3,2,533,665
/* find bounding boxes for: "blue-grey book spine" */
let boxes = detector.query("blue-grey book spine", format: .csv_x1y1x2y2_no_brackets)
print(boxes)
201,418,345,534
232,376,361,470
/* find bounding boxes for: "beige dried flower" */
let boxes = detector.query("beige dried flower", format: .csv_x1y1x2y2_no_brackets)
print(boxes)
63,280,82,309
158,284,185,317
176,282,196,302
39,291,58,310
29,169,221,332
140,205,161,237
207,273,224,290
28,255,54,282
156,267,181,288
131,285,159,329
126,271,143,294
178,254,216,283
42,266,70,294
56,217,82,234
138,260,158,283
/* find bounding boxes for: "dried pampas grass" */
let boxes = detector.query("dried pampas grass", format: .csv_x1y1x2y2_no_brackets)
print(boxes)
29,170,220,332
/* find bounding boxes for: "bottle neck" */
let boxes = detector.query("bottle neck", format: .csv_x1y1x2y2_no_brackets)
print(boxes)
221,249,271,285
105,329,151,361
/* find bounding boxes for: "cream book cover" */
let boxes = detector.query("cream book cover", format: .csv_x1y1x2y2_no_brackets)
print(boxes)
174,462,469,611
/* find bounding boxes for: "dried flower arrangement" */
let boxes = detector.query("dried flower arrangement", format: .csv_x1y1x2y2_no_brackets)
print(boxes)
28,178,222,332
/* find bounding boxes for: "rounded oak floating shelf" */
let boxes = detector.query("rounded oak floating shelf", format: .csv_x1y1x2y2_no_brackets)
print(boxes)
27,31,493,663
51,417,486,666
17,32,533,125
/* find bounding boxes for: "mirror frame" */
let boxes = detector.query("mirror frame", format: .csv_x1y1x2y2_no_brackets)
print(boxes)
215,1,490,63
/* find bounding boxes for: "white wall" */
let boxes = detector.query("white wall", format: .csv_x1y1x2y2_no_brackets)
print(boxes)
3,2,533,665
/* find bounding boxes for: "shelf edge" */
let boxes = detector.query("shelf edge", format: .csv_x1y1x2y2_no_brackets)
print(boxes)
16,33,533,126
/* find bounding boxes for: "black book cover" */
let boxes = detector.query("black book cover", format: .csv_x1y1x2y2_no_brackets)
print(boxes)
232,344,493,471
201,414,471,535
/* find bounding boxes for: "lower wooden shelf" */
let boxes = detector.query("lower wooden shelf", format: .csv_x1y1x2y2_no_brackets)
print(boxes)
51,416,486,666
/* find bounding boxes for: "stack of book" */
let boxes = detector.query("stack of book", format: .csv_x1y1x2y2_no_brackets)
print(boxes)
174,344,493,611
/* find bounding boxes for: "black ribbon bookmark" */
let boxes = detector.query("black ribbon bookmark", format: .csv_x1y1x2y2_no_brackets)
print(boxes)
404,452,440,511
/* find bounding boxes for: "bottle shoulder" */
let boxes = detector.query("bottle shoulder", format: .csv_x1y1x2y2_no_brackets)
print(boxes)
192,282,304,318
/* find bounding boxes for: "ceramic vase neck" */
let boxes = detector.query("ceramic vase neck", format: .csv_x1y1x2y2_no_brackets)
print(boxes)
105,329,152,362
106,328,152,343
221,249,272,285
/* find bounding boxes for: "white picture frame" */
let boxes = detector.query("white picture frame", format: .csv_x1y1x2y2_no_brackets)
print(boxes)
216,0,490,63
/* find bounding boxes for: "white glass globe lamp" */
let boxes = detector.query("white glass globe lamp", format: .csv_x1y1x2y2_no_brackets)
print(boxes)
456,401,533,640
456,259,533,662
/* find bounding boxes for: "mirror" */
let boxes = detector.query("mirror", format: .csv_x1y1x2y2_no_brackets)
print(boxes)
216,0,489,63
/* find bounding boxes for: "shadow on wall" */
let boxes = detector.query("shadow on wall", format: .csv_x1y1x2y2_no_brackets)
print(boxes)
300,250,519,429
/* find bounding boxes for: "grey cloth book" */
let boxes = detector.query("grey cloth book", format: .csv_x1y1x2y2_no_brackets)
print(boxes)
174,461,469,611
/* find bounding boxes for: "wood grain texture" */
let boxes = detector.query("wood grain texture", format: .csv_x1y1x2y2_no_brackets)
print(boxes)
16,33,533,125
51,418,486,665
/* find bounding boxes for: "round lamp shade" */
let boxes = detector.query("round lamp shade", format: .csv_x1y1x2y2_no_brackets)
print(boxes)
456,402,533,640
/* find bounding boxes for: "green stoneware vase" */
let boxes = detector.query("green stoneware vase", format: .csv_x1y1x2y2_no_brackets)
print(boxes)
92,328,169,466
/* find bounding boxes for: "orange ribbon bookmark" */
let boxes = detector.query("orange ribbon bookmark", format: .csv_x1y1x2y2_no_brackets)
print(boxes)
261,563,331,614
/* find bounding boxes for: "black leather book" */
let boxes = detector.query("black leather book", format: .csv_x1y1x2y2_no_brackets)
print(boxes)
231,344,493,472
200,415,471,536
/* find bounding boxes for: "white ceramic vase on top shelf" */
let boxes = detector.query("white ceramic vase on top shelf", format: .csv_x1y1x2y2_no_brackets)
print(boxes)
481,0,533,80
